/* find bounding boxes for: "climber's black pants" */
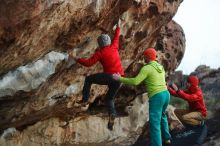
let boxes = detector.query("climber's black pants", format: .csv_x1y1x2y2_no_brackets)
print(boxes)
82,73,120,115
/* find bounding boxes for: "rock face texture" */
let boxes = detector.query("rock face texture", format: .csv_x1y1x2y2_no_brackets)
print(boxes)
0,0,185,145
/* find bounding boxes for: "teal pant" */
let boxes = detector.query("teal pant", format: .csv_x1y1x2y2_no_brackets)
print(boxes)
149,90,171,146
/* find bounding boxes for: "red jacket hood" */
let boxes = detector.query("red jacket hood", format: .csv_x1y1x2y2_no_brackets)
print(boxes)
187,76,199,93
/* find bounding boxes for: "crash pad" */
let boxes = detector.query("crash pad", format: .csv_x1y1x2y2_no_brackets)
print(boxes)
132,124,208,146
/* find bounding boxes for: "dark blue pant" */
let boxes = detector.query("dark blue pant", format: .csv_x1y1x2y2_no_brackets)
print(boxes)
82,73,120,115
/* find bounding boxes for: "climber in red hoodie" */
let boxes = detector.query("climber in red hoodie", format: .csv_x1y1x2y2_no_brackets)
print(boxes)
68,20,123,130
168,75,207,126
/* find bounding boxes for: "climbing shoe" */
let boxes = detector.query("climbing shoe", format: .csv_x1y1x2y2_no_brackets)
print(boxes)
80,103,89,111
74,100,87,107
107,114,116,131
74,100,89,111
164,139,171,145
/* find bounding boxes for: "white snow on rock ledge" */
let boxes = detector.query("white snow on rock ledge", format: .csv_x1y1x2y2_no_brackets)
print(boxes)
0,51,68,98
0,127,18,140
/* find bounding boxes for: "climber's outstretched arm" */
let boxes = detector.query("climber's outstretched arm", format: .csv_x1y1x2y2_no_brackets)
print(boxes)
77,51,102,67
111,26,120,49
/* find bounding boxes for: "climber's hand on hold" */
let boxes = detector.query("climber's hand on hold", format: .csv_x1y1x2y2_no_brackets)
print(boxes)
171,83,179,92
72,56,80,61
113,18,121,31
68,51,79,61
112,73,121,81
113,25,117,32
67,49,74,56
167,81,173,87
117,18,121,27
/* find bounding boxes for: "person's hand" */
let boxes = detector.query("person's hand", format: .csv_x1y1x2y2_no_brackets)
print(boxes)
113,25,117,31
69,54,79,61
171,83,179,92
67,50,74,56
112,73,121,81
117,18,121,27
72,56,80,61
68,50,79,60
113,19,121,31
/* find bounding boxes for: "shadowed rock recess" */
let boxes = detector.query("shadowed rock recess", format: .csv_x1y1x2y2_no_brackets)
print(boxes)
0,0,185,145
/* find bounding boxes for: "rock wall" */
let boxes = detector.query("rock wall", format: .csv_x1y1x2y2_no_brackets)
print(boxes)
0,0,185,145
0,94,149,146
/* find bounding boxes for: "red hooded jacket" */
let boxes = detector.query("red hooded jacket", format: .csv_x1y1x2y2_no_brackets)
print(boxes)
168,76,207,117
77,26,124,75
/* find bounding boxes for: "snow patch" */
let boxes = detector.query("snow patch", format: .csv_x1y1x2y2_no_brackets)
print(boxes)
0,51,68,98
0,128,18,140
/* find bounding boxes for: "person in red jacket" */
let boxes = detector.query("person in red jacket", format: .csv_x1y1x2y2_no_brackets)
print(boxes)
168,75,207,126
69,21,123,130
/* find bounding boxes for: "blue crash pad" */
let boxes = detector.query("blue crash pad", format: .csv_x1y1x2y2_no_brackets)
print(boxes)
132,124,208,146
